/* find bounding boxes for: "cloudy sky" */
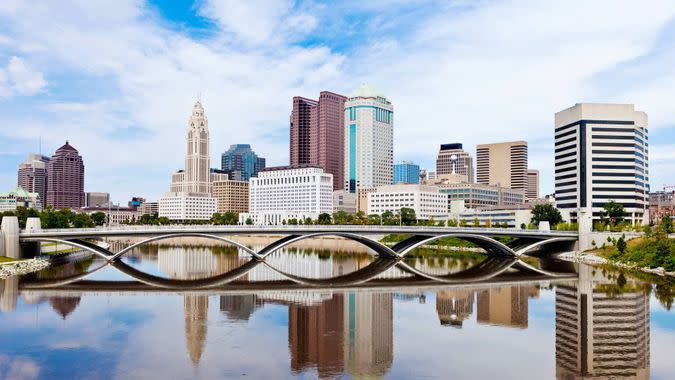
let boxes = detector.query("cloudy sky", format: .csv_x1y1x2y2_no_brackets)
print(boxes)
1,0,675,203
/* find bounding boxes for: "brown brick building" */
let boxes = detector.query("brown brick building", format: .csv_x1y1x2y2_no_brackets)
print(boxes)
212,179,249,213
46,141,84,209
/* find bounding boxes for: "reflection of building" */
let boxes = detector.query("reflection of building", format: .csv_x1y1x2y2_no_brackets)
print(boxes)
49,297,81,319
343,292,393,378
436,290,474,327
184,295,208,366
555,266,650,379
477,285,537,328
289,294,345,378
219,295,261,322
0,276,19,312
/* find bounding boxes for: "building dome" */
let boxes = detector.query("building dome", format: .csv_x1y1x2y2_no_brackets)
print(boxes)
350,83,384,98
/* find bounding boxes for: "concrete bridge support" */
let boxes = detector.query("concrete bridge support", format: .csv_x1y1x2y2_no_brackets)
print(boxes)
1,216,20,259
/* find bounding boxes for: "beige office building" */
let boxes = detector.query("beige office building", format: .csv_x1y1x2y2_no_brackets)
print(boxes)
526,169,540,200
476,141,528,191
436,143,474,182
212,179,249,213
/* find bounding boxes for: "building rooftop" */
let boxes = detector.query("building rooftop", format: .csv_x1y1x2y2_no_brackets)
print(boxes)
350,83,384,98
55,141,78,153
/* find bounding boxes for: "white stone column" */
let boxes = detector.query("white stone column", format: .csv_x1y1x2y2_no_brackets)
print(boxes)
1,216,20,259
578,207,593,251
25,217,42,232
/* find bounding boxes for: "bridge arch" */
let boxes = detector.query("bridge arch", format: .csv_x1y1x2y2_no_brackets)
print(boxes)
513,237,578,256
390,234,516,257
257,233,399,259
261,257,399,286
21,237,114,260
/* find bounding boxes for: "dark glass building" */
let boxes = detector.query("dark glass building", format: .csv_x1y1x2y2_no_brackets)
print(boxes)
220,144,266,181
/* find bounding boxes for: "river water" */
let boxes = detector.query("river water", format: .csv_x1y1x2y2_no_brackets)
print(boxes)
1,242,674,379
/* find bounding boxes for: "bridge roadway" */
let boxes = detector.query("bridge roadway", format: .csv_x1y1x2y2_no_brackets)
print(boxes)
18,225,578,260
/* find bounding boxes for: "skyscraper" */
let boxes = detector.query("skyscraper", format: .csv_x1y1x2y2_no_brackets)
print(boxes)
393,161,420,184
526,169,540,200
17,154,50,207
289,91,347,190
220,144,266,181
344,84,394,193
554,103,649,224
476,141,528,190
436,143,474,183
46,141,84,209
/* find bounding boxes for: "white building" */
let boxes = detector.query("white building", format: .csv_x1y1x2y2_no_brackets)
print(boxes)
0,186,42,212
241,166,333,225
554,103,649,224
159,101,217,220
333,190,358,213
344,84,394,193
367,184,447,220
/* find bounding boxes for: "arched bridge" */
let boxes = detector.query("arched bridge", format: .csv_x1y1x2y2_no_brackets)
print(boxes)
18,225,578,261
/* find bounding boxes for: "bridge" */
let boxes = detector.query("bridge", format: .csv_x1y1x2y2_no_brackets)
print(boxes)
1,217,578,260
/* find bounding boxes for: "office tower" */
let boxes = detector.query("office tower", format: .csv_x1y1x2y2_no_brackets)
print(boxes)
159,101,217,220
17,154,49,207
555,265,649,379
393,161,420,184
46,141,85,209
344,84,394,193
243,165,333,225
527,169,540,200
476,141,528,191
476,285,535,328
554,103,649,224
436,290,474,327
85,192,110,207
221,144,266,181
289,92,347,190
212,179,249,213
436,143,474,182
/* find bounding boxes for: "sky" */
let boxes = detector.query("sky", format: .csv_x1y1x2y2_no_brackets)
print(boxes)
1,0,675,204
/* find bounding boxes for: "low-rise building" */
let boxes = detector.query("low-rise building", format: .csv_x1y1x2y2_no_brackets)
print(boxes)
212,179,249,213
367,184,447,220
240,165,333,225
159,192,217,221
333,190,357,213
436,182,525,209
138,201,158,215
81,206,141,225
0,186,42,212
649,190,675,224
85,192,110,207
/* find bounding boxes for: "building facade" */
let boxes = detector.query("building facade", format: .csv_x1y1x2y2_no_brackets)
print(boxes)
159,101,217,220
367,184,447,220
290,97,318,166
0,186,42,212
554,103,649,224
649,190,675,224
242,166,333,225
344,84,394,193
437,182,525,209
393,161,420,184
526,169,540,201
436,143,474,182
221,144,266,181
17,154,49,207
46,141,85,209
85,192,110,207
333,190,358,214
476,141,528,191
212,179,249,213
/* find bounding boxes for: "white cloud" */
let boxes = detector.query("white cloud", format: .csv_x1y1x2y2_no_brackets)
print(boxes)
0,56,46,97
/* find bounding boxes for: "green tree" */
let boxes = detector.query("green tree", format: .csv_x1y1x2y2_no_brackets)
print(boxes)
400,207,416,226
91,212,107,226
40,207,70,228
245,217,253,225
367,214,381,225
616,236,627,255
660,215,673,234
520,223,527,230
354,211,368,225
447,219,458,227
304,217,313,225
601,200,625,225
72,213,95,228
459,219,468,227
158,217,171,225
318,213,332,225
288,218,298,225
485,219,492,228
530,204,563,227
381,211,397,225
472,217,479,227
333,211,353,225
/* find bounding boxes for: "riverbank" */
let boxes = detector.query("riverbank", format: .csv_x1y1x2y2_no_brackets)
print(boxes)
556,251,675,277
0,258,50,279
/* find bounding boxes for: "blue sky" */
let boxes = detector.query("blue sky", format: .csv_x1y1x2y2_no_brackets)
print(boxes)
1,0,675,203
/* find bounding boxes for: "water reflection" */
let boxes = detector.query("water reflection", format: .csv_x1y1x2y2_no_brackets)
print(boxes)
0,244,673,379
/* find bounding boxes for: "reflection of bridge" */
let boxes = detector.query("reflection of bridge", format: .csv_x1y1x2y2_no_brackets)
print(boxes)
15,224,578,260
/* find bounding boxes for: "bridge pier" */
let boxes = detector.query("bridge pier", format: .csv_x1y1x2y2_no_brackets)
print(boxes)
1,216,20,259
577,208,593,252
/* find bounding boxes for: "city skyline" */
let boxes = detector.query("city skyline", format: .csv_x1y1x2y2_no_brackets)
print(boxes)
1,2,675,204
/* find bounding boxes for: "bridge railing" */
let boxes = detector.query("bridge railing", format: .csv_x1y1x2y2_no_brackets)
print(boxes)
19,224,578,236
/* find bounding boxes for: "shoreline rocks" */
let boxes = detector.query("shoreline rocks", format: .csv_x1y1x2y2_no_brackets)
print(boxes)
0,258,50,279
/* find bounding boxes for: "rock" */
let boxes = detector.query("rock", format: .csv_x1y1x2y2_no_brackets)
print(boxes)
0,258,50,279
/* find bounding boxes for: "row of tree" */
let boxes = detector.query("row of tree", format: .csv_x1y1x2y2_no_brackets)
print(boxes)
0,207,104,229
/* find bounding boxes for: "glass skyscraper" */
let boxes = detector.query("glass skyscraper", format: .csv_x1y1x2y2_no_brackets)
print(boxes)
221,144,266,181
393,161,419,184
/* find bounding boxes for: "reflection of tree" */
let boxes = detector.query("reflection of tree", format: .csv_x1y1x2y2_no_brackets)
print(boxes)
36,257,95,280
596,264,675,310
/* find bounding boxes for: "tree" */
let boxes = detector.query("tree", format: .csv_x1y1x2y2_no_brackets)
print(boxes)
459,219,468,227
40,207,70,228
333,210,353,225
71,213,95,228
400,208,416,226
485,219,492,228
354,211,367,225
91,212,106,226
447,219,458,227
367,214,381,225
382,211,397,225
530,204,563,227
616,236,627,255
472,217,479,227
520,223,527,230
245,217,253,225
304,217,313,225
601,200,625,225
660,215,673,234
318,213,332,225
288,218,298,225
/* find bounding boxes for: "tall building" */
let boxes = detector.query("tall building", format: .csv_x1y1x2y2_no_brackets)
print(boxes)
17,154,49,207
46,141,84,209
241,165,333,225
289,92,347,190
555,265,650,379
526,169,540,200
393,161,420,184
554,103,649,224
221,144,266,181
212,179,249,213
85,192,110,207
476,141,528,191
159,101,218,220
344,84,394,193
436,143,474,182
